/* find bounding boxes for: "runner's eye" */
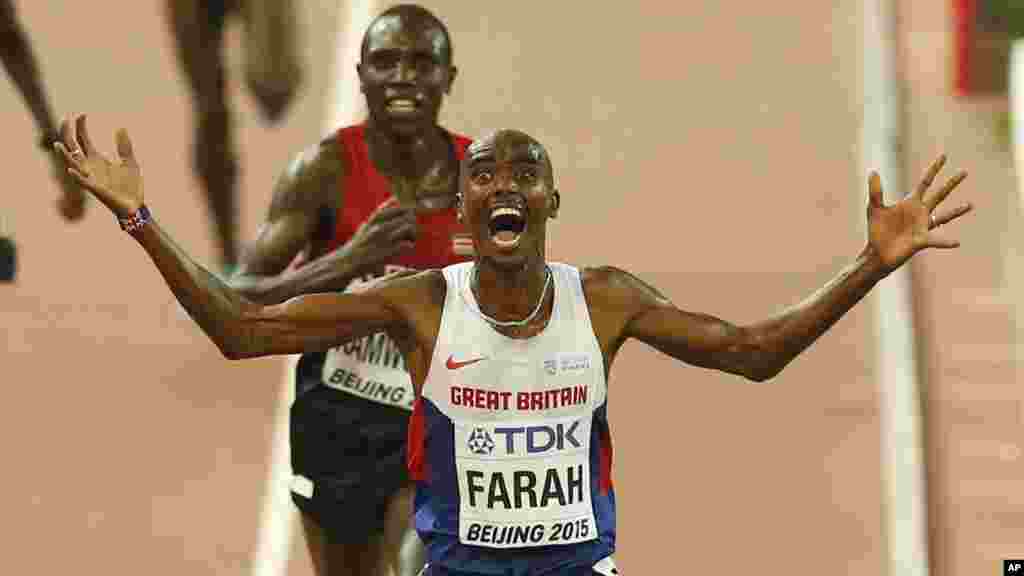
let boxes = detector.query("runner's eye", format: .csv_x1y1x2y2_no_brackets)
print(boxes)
472,169,494,185
518,168,537,182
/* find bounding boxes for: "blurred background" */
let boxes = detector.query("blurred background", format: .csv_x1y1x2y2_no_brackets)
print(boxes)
0,1,1021,574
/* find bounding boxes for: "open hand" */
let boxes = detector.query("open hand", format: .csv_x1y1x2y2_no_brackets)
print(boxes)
54,115,143,219
867,154,972,272
345,197,417,272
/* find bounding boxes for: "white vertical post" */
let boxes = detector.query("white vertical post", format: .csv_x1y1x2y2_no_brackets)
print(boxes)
1010,40,1024,212
1009,39,1024,435
250,2,377,575
860,1,930,575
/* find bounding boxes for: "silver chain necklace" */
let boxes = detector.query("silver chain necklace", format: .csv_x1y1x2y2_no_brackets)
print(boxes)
470,265,552,328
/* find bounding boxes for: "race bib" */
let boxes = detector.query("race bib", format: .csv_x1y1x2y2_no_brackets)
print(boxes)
321,333,415,410
455,414,597,549
319,267,415,410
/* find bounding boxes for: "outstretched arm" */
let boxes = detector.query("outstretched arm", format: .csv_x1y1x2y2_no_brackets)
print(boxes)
132,217,402,358
593,155,972,382
591,253,885,382
54,115,410,359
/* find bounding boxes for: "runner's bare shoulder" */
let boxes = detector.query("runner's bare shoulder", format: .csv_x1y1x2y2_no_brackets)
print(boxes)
354,269,447,343
356,268,447,309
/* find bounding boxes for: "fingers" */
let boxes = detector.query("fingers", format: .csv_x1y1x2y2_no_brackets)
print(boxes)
363,220,416,266
369,198,412,221
924,170,967,211
914,154,946,200
75,114,98,155
55,148,93,190
868,171,883,208
376,197,400,211
371,205,412,223
388,220,418,244
67,165,91,185
115,128,136,165
380,210,418,252
54,141,101,196
58,117,84,159
361,200,417,249
929,202,973,229
54,142,86,175
378,197,405,212
924,233,960,250
54,141,73,164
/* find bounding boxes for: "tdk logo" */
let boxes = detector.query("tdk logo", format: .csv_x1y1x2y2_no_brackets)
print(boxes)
492,421,581,455
467,427,496,455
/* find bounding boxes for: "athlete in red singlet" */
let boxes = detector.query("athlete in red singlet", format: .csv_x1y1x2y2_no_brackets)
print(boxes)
221,6,466,576
279,123,472,576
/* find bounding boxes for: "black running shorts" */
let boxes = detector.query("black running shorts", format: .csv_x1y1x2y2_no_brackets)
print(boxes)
289,351,412,543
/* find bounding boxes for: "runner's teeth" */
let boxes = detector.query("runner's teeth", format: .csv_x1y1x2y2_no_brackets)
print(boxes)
493,233,521,247
490,207,522,219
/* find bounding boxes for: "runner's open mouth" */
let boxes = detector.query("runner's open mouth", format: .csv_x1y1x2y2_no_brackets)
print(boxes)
385,97,421,115
488,207,526,247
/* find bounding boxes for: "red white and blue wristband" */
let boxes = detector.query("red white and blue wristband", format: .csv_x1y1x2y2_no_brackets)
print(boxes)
118,205,151,234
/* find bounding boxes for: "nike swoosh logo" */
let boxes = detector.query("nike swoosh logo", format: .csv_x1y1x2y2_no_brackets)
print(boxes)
446,355,486,370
